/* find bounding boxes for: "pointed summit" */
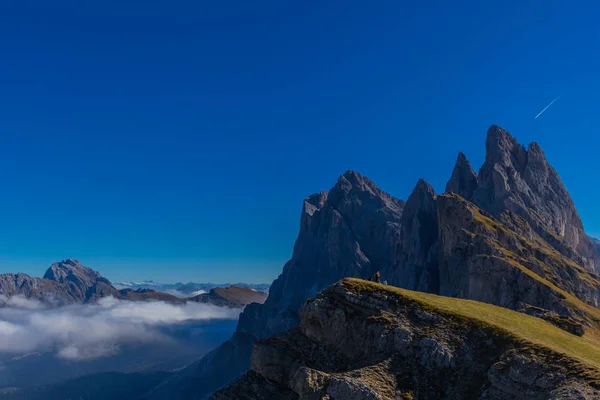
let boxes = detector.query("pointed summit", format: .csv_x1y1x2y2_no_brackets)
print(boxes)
394,179,439,293
409,179,437,203
445,152,478,200
485,125,527,172
473,126,599,272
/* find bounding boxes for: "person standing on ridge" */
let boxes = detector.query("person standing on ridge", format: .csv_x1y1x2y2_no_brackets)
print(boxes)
373,271,381,283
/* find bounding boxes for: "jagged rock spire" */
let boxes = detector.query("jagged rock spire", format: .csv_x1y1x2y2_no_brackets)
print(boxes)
473,125,598,271
395,179,439,293
445,152,478,200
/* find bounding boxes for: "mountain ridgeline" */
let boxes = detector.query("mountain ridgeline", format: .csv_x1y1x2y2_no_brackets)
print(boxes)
0,259,267,308
149,125,600,399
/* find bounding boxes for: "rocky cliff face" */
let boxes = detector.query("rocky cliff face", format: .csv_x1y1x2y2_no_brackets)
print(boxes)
239,171,405,341
589,236,600,256
212,279,600,400
437,194,600,316
389,179,439,293
151,125,600,399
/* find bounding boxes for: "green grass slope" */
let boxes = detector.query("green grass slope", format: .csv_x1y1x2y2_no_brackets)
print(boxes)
342,278,600,382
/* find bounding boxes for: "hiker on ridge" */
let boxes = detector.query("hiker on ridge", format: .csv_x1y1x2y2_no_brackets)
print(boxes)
373,271,381,283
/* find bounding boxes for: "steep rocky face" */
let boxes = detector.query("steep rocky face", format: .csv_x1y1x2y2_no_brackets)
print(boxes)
213,279,600,400
436,193,600,318
445,152,478,200
388,179,439,293
589,236,600,256
238,170,404,341
471,126,598,271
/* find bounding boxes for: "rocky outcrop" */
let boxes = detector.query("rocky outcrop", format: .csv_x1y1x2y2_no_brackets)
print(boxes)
471,126,598,272
213,279,600,400
518,303,585,336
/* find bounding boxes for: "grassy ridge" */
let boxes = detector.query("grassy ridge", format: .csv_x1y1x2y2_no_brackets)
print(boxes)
342,278,600,374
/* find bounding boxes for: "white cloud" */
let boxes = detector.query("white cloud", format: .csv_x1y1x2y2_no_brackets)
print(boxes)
161,289,207,298
0,295,45,310
0,296,241,361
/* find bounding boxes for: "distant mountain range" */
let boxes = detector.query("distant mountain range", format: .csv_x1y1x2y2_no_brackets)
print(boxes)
113,280,271,297
0,259,268,308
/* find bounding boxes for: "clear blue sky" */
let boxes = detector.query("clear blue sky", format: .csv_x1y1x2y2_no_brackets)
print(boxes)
0,1,599,283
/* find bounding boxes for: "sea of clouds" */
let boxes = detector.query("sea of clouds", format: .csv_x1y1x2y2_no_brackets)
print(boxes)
163,289,207,298
0,295,240,361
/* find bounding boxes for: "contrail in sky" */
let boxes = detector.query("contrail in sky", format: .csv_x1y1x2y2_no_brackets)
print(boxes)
534,94,562,119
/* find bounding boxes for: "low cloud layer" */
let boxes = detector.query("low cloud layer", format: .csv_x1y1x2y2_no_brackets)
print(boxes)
0,296,240,361
163,289,207,298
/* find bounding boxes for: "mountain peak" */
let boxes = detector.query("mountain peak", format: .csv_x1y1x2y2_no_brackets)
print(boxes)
44,259,110,286
526,141,549,167
445,152,478,200
412,178,436,197
397,179,439,292
328,170,404,212
485,125,527,171
333,170,373,194
473,126,598,271
456,151,468,163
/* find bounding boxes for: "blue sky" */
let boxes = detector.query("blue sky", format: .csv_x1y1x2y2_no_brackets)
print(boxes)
0,1,599,283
